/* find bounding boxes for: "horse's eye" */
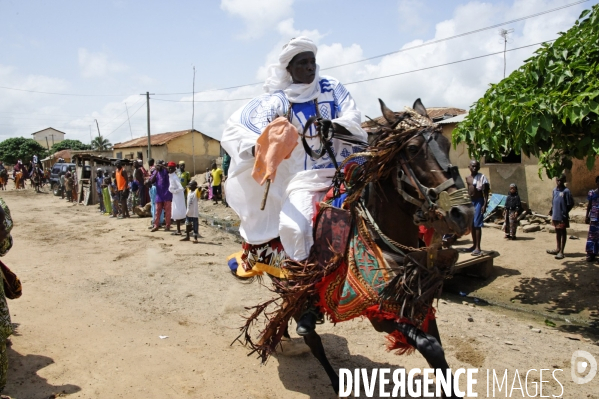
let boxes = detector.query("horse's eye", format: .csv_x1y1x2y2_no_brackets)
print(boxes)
407,145,419,155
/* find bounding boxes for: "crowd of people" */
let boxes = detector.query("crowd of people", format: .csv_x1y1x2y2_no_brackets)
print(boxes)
87,158,227,243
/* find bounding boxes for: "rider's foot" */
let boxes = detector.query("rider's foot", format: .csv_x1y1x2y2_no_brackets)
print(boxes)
296,310,317,336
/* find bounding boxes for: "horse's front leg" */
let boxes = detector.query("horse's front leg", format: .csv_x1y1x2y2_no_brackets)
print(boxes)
302,330,340,394
370,318,462,399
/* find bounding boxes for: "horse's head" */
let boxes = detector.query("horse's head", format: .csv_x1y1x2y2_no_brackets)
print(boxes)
359,99,473,237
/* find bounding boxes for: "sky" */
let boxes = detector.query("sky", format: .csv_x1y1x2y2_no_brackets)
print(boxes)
0,0,596,148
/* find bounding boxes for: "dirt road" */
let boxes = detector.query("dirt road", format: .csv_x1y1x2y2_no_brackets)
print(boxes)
1,189,598,398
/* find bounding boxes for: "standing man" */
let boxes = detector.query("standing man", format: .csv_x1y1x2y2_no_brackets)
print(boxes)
95,169,105,213
133,161,147,207
115,161,130,219
547,174,574,260
210,162,223,205
465,160,489,256
150,160,172,231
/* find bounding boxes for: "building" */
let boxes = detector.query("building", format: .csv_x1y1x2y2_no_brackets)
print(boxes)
362,107,599,213
112,129,220,174
437,114,599,213
31,127,65,149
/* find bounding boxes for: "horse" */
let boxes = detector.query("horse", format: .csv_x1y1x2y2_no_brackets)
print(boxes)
31,167,42,193
232,98,474,397
0,169,7,191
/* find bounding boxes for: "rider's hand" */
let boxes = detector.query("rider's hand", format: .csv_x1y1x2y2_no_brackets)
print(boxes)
315,118,332,132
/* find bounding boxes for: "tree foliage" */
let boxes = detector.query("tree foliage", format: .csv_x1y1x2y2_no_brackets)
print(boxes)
0,137,47,165
454,6,599,178
50,139,91,153
91,135,112,151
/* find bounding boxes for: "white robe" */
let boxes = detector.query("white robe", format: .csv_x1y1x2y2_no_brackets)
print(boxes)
168,172,186,221
222,76,367,260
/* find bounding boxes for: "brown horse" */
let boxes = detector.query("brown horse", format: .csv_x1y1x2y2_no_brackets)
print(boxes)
236,99,474,398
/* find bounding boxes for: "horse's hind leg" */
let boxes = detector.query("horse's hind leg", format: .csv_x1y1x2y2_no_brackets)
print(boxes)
302,331,340,394
370,319,461,399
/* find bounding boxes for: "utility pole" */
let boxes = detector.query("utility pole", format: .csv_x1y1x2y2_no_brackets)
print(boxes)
499,28,514,79
140,92,155,163
191,66,196,175
94,119,101,137
45,137,50,152
51,134,55,146
125,103,133,140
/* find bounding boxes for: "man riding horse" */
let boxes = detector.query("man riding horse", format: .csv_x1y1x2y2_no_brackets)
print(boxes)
222,36,368,336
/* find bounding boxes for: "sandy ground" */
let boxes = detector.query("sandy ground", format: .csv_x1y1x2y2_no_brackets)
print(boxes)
0,187,598,398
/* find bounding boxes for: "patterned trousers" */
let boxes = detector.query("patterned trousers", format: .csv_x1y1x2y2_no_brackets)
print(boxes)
154,201,172,228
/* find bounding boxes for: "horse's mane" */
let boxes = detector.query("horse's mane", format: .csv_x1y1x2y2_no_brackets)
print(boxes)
344,108,440,204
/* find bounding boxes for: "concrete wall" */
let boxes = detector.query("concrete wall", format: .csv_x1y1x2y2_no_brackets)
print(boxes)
32,128,65,148
113,145,168,168
166,132,221,175
442,122,599,213
112,132,221,175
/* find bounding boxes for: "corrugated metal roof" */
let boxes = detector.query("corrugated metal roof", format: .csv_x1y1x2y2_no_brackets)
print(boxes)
113,129,215,149
361,107,467,132
437,113,468,124
52,149,72,159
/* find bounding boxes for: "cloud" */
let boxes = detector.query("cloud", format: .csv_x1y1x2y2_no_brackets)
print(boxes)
397,0,429,35
78,48,128,78
220,0,294,39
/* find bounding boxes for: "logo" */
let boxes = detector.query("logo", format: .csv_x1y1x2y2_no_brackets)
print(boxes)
571,350,597,384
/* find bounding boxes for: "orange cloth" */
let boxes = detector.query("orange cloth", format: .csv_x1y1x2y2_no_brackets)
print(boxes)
251,117,298,185
115,169,127,191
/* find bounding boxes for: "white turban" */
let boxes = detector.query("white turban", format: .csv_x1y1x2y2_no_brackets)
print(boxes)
263,36,321,103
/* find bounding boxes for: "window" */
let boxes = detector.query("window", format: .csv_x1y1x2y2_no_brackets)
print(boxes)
116,152,122,159
51,166,60,175
137,152,143,161
485,149,521,164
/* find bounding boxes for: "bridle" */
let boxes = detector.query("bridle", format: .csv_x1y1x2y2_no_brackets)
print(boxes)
393,128,470,224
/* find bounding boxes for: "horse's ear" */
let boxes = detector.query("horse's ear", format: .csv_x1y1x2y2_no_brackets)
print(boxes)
412,98,429,118
379,99,398,124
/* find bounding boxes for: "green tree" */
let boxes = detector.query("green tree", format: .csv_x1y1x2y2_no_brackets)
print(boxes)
454,6,599,178
0,137,47,165
91,135,112,151
50,139,91,153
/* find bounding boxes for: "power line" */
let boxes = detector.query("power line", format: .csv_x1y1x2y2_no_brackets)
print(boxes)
152,0,587,96
105,101,147,138
321,0,588,71
343,40,554,86
152,40,554,103
0,0,586,100
0,85,135,97
152,97,254,103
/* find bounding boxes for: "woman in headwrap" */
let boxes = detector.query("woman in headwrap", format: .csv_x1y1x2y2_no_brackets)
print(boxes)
503,183,523,240
0,198,15,397
222,37,367,335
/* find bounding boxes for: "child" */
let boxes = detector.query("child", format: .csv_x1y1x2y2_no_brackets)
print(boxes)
547,174,574,260
102,176,113,215
585,175,599,262
181,180,202,242
503,183,523,240
64,172,74,202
